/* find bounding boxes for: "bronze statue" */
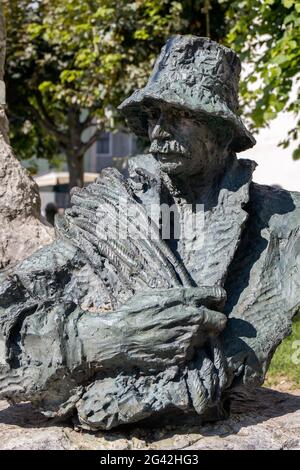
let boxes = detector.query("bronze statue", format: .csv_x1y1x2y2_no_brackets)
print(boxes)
0,36,299,431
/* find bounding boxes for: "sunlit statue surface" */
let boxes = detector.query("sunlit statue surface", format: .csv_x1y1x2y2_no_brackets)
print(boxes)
0,36,299,431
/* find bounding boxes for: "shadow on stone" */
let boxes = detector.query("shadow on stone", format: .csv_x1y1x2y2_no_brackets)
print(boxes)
0,387,299,449
0,401,66,430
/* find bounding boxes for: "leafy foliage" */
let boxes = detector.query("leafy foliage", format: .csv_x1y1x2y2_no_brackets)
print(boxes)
4,0,300,187
225,0,300,159
4,0,183,186
3,0,229,187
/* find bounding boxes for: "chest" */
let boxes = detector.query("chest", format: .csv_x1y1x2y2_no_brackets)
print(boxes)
129,154,255,288
163,189,249,287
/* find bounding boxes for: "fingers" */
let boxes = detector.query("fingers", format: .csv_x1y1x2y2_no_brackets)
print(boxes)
200,307,227,335
182,286,227,309
124,286,227,312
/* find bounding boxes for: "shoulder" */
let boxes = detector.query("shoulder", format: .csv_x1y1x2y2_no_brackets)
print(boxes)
249,182,300,235
13,238,81,279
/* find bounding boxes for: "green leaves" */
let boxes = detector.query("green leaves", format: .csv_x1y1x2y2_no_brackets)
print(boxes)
282,0,296,9
60,70,83,84
94,6,115,19
38,81,55,93
134,29,150,40
3,0,185,172
27,23,44,39
226,0,300,158
293,147,300,159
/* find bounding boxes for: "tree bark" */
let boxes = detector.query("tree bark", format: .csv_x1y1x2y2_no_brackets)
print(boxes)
66,150,84,190
64,107,85,190
29,101,102,192
0,6,54,269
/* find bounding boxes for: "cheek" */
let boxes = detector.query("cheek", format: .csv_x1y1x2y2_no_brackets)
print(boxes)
174,120,202,143
180,128,206,152
187,126,216,153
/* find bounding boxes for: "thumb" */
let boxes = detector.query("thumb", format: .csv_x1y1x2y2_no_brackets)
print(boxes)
199,307,227,335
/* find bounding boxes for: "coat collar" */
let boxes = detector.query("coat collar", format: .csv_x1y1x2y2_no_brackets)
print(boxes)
129,154,256,287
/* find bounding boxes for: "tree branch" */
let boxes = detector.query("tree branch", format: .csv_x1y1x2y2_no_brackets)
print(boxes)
79,128,103,156
31,92,69,145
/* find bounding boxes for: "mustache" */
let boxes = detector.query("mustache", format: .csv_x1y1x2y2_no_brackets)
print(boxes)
149,139,188,155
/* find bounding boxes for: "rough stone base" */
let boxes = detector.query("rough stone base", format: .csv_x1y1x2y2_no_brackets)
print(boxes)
0,386,299,450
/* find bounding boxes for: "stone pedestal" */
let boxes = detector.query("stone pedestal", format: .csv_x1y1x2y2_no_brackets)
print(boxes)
0,387,299,450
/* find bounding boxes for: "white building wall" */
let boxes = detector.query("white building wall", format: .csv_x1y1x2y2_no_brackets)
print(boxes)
241,112,300,192
85,130,135,173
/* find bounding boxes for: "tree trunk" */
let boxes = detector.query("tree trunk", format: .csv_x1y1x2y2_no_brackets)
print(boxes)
0,6,54,269
66,107,85,191
66,150,84,190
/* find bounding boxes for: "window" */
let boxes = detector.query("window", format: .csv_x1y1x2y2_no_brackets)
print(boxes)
96,132,110,155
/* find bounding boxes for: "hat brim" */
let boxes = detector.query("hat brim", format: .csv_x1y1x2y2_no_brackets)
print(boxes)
118,85,256,153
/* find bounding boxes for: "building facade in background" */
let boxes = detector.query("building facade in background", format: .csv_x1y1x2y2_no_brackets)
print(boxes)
37,130,137,213
84,130,137,173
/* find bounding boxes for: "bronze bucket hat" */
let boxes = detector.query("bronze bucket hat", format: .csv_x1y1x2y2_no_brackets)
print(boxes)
118,35,256,153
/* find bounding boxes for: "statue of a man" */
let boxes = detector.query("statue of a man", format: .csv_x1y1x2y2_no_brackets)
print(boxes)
0,36,299,431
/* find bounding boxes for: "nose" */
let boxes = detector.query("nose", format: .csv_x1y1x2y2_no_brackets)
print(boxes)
149,112,172,141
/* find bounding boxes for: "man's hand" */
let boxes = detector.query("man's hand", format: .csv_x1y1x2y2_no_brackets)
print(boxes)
74,286,227,374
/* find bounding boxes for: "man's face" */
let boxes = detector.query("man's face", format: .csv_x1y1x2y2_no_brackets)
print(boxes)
147,104,221,177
